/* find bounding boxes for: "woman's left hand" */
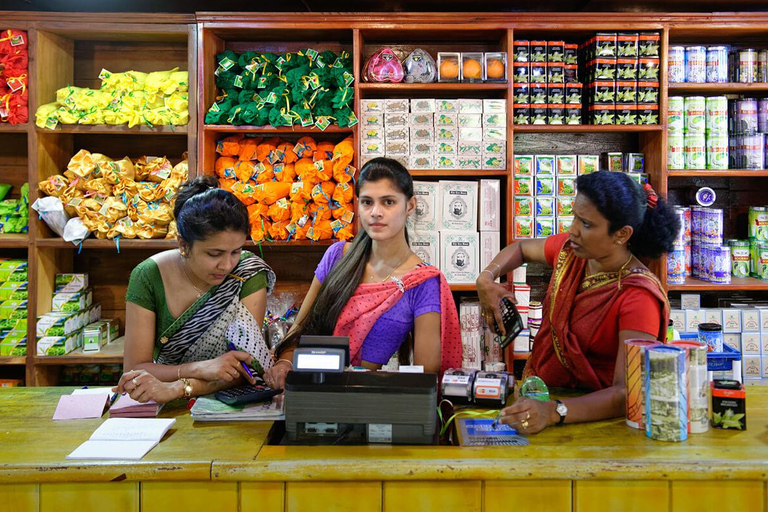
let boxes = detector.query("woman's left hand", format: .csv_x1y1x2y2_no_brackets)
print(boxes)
498,397,556,435
112,369,182,404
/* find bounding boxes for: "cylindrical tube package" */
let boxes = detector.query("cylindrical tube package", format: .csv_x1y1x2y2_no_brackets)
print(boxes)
670,340,710,433
645,345,688,442
625,339,662,429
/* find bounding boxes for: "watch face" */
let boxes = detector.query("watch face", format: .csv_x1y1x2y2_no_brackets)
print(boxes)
556,401,568,416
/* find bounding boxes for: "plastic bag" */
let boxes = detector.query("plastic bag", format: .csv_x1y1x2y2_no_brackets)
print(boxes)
31,197,69,237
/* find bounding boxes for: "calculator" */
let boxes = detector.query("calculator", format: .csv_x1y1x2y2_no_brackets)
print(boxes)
493,297,524,349
214,384,282,406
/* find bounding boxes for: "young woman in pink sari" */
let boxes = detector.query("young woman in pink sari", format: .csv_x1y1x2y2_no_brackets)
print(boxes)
265,158,462,390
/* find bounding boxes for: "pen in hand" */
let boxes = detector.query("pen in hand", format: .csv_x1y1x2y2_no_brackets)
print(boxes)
228,342,255,380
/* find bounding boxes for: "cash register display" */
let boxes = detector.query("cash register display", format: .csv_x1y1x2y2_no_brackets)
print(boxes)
293,347,346,372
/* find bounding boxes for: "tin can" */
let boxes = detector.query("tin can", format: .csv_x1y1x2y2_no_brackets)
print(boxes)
667,133,685,170
729,239,751,277
750,237,759,276
625,339,661,430
669,340,709,434
685,46,707,83
667,246,686,284
749,206,768,240
706,134,729,170
668,45,686,83
684,244,692,276
668,96,685,133
741,133,765,170
735,98,758,135
691,206,703,240
700,244,712,282
713,245,732,284
757,242,768,280
684,96,706,133
759,49,768,82
706,46,729,83
739,49,758,83
729,135,741,169
673,206,688,246
680,206,692,242
704,208,724,244
705,96,728,134
759,99,768,133
691,242,701,277
684,133,706,169
698,323,724,353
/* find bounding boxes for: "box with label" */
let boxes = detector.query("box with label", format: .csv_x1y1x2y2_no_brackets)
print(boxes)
0,260,28,282
0,330,26,356
384,112,409,126
515,154,533,175
384,98,409,113
548,85,565,105
578,155,599,175
459,127,483,141
385,140,409,156
589,104,616,125
515,216,534,238
410,113,434,126
361,113,384,127
557,176,577,196
37,331,82,356
565,107,582,125
535,176,555,196
385,126,409,141
514,83,529,103
741,332,761,355
685,309,705,333
54,273,88,293
548,63,565,83
410,141,432,156
436,127,459,141
637,81,659,104
435,113,458,127
410,126,434,142
670,309,686,333
548,104,565,125
483,141,506,156
457,98,483,114
480,179,500,232
458,114,482,128
458,157,482,170
722,309,742,333
536,216,555,238
704,309,723,326
409,181,440,231
389,155,409,169
483,99,507,113
0,281,27,301
710,380,747,430
535,197,555,217
530,83,547,104
515,196,534,217
411,98,436,113
435,155,458,169
361,141,385,156
482,154,505,170
514,104,531,124
0,300,27,327
480,232,500,280
530,63,547,83
760,308,768,331
440,231,480,284
743,356,761,379
458,142,482,156
762,333,768,355
556,155,577,176
680,293,701,309
83,321,109,353
436,99,460,113
534,155,555,176
558,216,573,233
409,155,433,170
724,333,741,351
52,288,93,312
360,99,384,113
440,181,478,231
409,232,439,267
515,176,534,196
742,309,760,332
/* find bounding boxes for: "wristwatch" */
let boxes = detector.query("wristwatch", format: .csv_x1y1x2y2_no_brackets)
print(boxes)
180,377,193,399
554,399,568,426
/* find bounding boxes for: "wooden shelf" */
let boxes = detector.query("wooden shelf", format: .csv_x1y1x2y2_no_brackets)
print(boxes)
0,356,27,365
0,123,28,133
668,82,768,94
247,240,337,248
36,125,188,135
668,277,768,291
36,238,178,250
0,234,29,249
449,284,477,291
410,169,508,177
668,169,768,177
513,352,531,361
359,83,508,92
205,125,353,134
35,337,124,365
514,125,662,133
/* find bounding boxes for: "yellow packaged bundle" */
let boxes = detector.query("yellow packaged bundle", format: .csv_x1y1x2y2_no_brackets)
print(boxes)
144,69,176,97
35,103,59,128
137,182,165,203
54,106,79,125
163,92,188,113
113,178,139,200
138,201,174,227
65,150,110,181
127,198,148,222
143,157,173,183
160,160,188,201
99,196,129,224
99,157,136,185
143,107,189,127
100,70,148,94
135,219,167,240
77,108,106,125
165,220,178,239
83,177,114,198
38,175,69,197
107,217,137,239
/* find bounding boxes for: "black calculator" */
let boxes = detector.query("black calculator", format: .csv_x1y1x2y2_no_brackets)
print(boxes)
493,297,524,349
214,384,282,406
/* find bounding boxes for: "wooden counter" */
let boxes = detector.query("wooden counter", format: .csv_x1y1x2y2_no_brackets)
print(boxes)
1,387,767,512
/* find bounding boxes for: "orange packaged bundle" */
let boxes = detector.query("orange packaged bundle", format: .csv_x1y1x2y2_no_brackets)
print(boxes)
234,160,256,182
254,161,275,184
309,202,332,222
293,136,317,159
254,181,291,205
294,222,311,240
215,156,237,179
247,202,268,219
218,177,237,192
314,141,335,161
237,137,262,161
231,181,258,206
332,219,354,241
274,162,296,183
267,198,291,223
311,181,335,204
332,202,354,221
332,181,353,204
332,137,354,175
289,181,312,203
276,142,298,164
315,159,333,181
268,220,291,241
256,140,278,162
294,157,318,184
216,134,244,156
307,220,333,241
250,217,272,243
290,201,309,224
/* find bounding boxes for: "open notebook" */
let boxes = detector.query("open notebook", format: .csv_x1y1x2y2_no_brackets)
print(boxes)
67,417,176,460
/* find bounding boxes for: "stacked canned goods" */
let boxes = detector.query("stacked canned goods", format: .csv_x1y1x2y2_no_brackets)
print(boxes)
729,97,768,170
749,206,768,279
669,45,768,83
668,95,728,170
669,205,731,285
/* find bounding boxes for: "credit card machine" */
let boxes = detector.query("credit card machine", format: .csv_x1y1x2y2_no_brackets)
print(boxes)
493,297,524,349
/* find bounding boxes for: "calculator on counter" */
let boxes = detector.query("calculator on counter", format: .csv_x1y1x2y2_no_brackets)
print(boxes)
214,383,282,406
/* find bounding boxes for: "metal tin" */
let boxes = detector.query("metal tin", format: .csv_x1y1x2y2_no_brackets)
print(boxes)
729,135,741,169
684,96,705,133
667,246,686,284
757,241,768,280
668,95,684,133
735,98,758,135
684,243,692,276
713,245,732,284
679,206,692,242
706,134,729,170
673,206,688,246
691,206,704,240
704,207,724,244
645,346,688,442
739,49,758,83
625,339,661,430
705,96,728,134
667,133,685,170
696,187,717,207
706,46,729,83
698,323,724,353
750,237,759,276
684,133,706,170
668,46,686,83
691,242,701,277
749,206,768,240
729,239,751,278
741,133,765,170
759,49,768,82
685,46,706,83
759,99,768,133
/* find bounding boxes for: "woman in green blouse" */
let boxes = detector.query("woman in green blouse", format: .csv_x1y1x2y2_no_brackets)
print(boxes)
113,176,275,403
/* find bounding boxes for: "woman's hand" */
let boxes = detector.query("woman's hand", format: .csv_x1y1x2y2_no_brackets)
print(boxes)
263,359,292,391
112,369,182,404
498,397,557,435
476,274,517,335
194,351,256,384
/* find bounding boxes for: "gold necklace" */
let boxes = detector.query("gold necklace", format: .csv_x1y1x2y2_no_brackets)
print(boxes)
180,256,208,298
369,252,411,283
586,253,634,278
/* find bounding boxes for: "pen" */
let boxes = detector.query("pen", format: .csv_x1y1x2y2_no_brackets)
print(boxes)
109,392,119,405
491,410,503,429
228,342,254,379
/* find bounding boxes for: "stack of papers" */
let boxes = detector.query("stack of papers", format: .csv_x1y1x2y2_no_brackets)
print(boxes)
190,394,284,422
67,418,176,460
110,394,162,418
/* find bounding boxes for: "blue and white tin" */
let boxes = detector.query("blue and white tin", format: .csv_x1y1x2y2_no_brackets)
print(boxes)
706,46,729,83
685,46,707,83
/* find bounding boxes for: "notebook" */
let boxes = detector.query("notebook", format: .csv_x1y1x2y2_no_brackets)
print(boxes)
189,394,284,422
109,394,162,418
52,388,117,420
67,417,176,460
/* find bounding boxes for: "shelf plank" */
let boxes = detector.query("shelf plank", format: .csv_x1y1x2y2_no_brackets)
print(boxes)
449,284,477,291
36,237,337,250
514,125,662,133
668,276,768,291
0,356,27,365
513,352,531,361
35,337,125,365
668,82,768,94
668,169,768,177
205,125,354,134
409,169,508,177
0,123,29,133
36,124,188,135
359,83,508,91
0,234,29,249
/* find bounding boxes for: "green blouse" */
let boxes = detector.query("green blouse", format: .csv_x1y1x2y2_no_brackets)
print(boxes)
125,253,268,340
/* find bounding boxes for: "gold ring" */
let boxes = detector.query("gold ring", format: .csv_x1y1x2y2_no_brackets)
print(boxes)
132,378,138,386
521,419,529,429
525,411,531,420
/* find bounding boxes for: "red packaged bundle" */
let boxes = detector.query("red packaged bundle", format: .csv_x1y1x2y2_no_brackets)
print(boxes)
0,29,28,125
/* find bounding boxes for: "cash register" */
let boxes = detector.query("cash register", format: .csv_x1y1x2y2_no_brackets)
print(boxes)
283,336,438,445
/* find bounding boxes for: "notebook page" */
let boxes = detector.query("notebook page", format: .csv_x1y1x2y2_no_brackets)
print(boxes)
89,418,176,442
66,440,158,460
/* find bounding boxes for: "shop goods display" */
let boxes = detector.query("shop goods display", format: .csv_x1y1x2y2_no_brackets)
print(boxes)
0,259,28,357
669,44,768,84
206,49,355,129
436,51,507,83
364,48,405,83
361,98,506,170
513,152,644,239
214,134,355,243
0,29,29,125
60,363,124,386
36,68,188,129
402,48,438,84
37,150,188,240
0,183,29,234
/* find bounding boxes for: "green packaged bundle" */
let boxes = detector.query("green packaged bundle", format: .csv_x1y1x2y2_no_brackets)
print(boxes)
0,330,26,356
51,288,93,312
0,260,27,282
37,330,82,356
36,311,79,338
0,281,27,301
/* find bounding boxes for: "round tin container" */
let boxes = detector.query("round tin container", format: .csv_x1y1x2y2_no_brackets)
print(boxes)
668,46,685,83
739,49,758,83
729,239,751,278
698,323,724,353
685,46,707,83
706,46,729,83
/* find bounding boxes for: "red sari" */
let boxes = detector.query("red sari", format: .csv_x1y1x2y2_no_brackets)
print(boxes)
523,234,669,390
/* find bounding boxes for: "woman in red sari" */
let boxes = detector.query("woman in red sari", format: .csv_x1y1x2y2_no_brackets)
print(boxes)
477,171,680,434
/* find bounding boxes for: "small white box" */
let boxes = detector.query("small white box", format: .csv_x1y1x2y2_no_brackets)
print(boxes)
744,356,762,378
480,231,501,281
483,113,506,127
409,232,439,267
483,127,507,141
410,126,434,142
760,308,768,331
722,309,742,333
704,309,723,326
385,113,409,126
515,284,531,307
435,127,459,141
742,309,761,332
385,140,409,156
513,264,527,284
410,113,434,126
742,332,761,355
480,179,501,232
459,98,484,113
483,141,506,155
685,309,705,333
384,98,409,113
360,99,384,113
681,293,701,309
513,331,530,353
459,114,482,128
409,155,432,170
362,127,384,141
410,142,432,156
457,157,482,170
458,142,482,156
361,113,385,127
410,98,436,113
409,181,440,231
762,333,768,354
436,141,459,155
724,333,741,351
670,310,686,333
385,126,409,141
482,153,506,170
435,113,458,127
435,155,458,169
436,99,460,113
440,180,478,231
441,231,480,284
388,155,409,168
361,141,385,156
459,127,483,141
483,99,507,113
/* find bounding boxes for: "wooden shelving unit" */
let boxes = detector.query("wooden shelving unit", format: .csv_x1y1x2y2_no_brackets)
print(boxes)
204,125,355,134
668,82,768,94
36,125,188,135
0,234,30,249
667,277,768,292
513,125,663,133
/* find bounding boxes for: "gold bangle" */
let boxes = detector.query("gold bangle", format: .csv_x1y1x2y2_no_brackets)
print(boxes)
177,365,182,380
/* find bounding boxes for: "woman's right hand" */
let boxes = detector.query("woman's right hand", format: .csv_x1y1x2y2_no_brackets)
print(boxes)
263,359,292,391
476,274,517,335
195,351,256,384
